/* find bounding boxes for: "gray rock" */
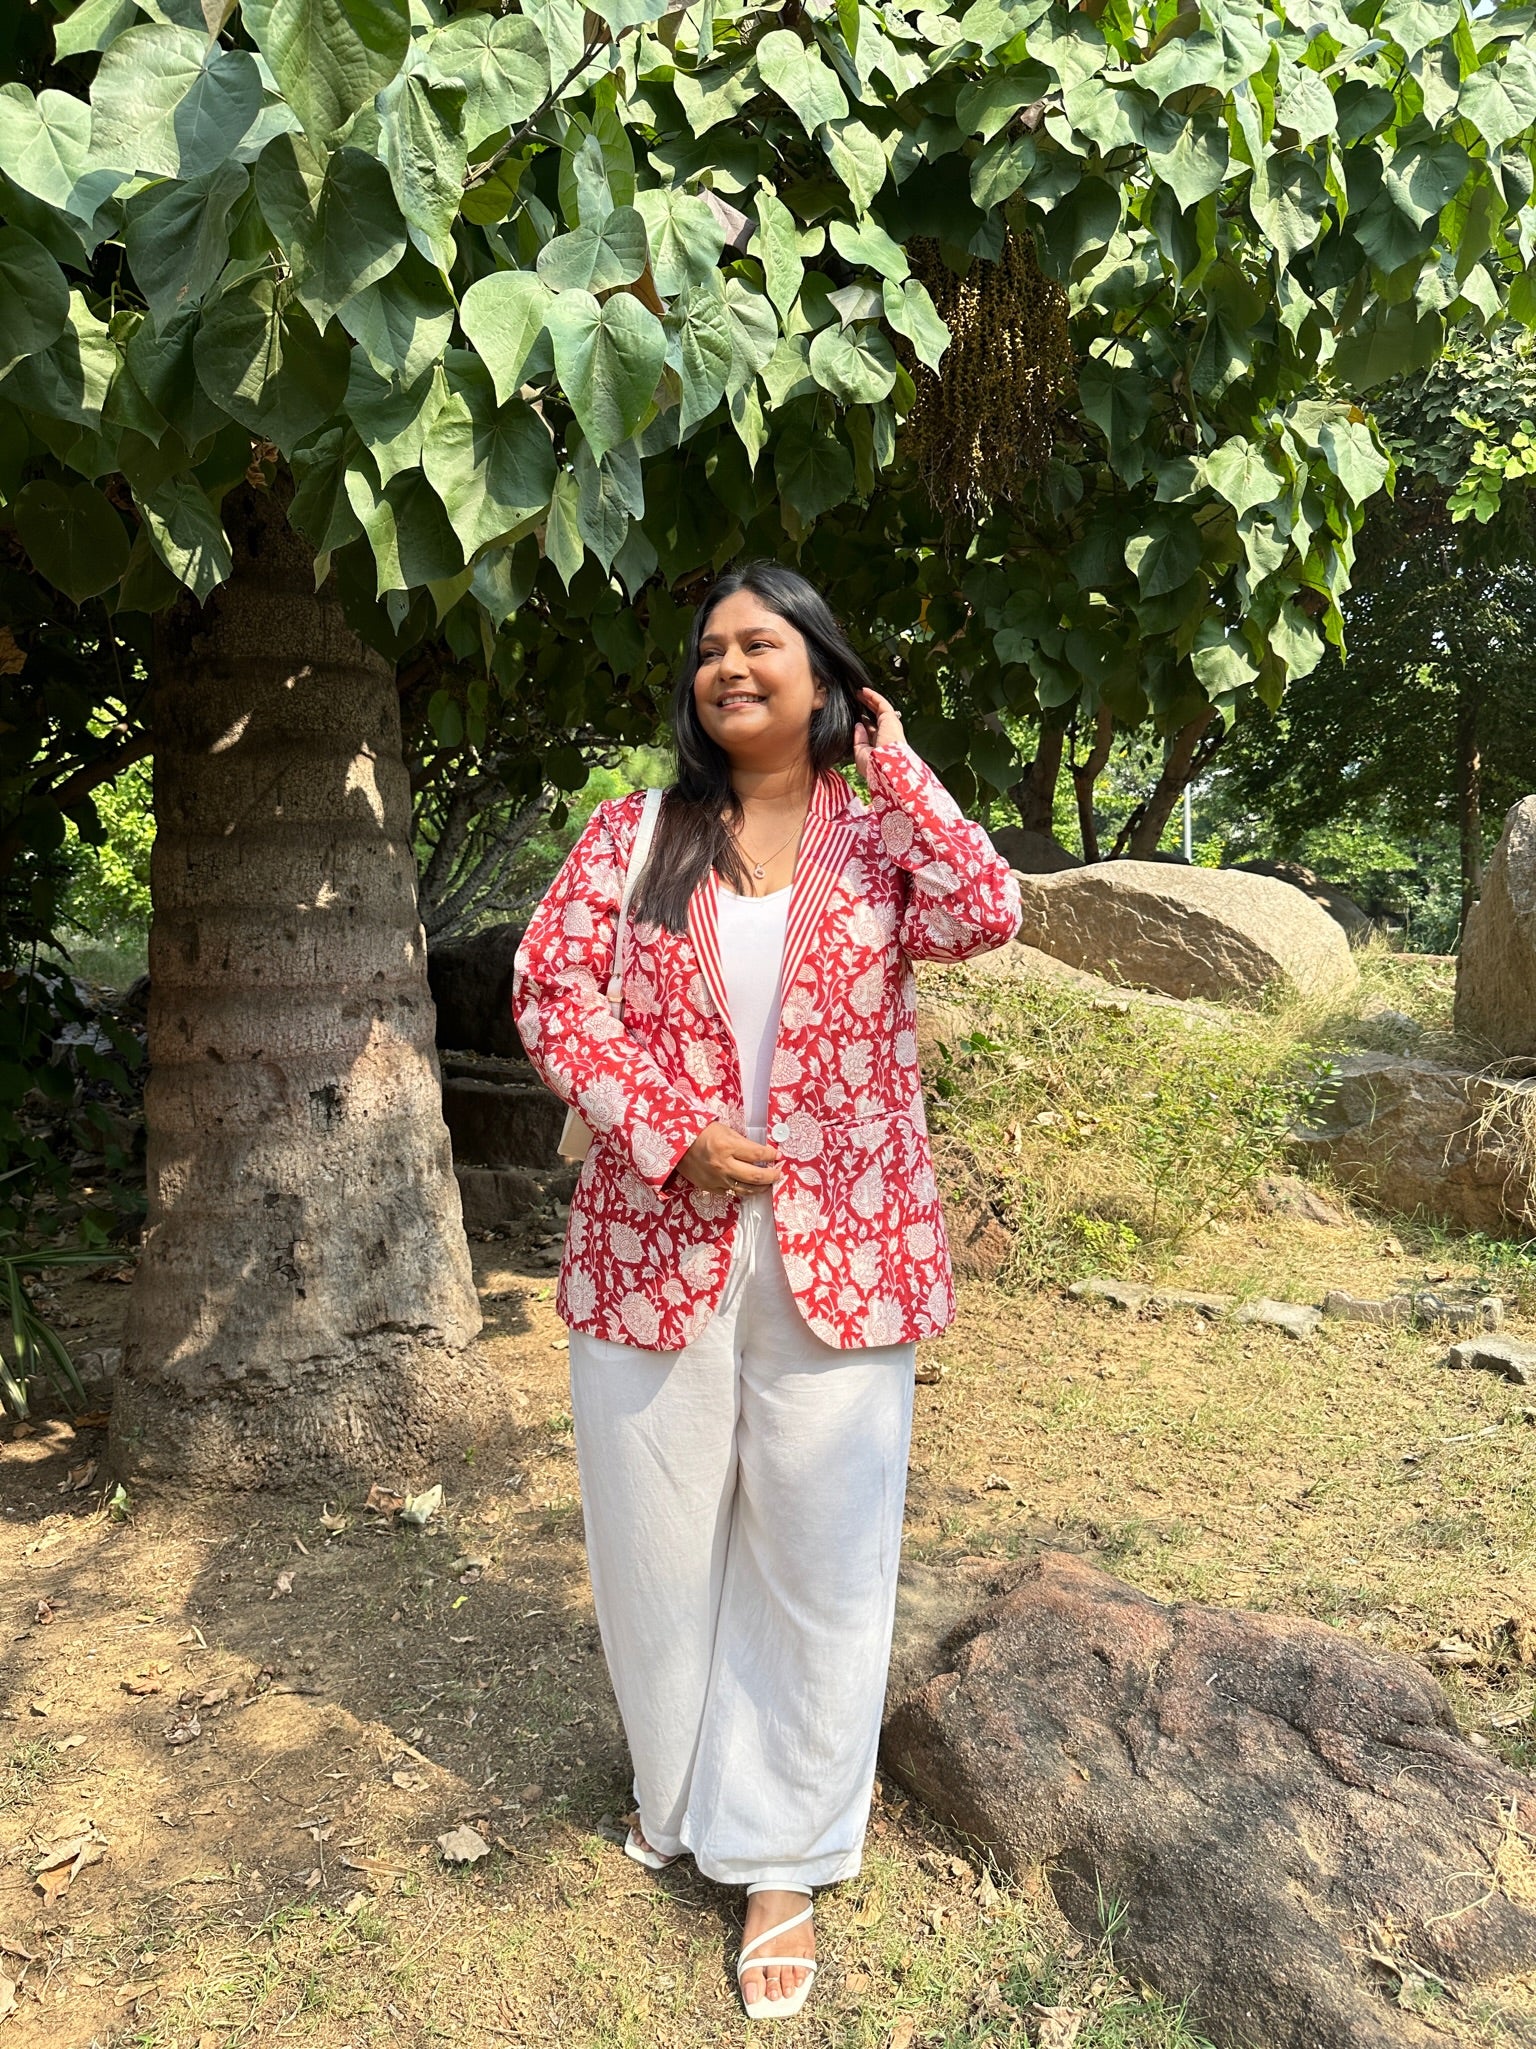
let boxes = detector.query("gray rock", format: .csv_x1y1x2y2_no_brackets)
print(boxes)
1456,795,1536,1056
427,921,529,1059
1067,1277,1150,1311
1292,1053,1536,1234
1254,1173,1348,1226
454,1162,579,1231
1323,1290,1414,1326
1234,1298,1322,1339
1146,1287,1233,1317
1232,858,1372,943
441,1077,566,1168
1446,1336,1536,1385
883,1549,1536,2049
992,827,1082,873
1414,1290,1504,1332
1013,861,1359,1006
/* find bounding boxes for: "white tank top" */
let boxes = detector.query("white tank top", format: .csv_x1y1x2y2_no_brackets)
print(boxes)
716,884,791,1133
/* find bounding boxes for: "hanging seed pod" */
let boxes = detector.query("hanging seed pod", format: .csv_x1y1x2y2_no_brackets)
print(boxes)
902,231,1073,528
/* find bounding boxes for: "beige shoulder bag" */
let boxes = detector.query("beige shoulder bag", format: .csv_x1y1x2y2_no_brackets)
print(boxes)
556,785,665,1163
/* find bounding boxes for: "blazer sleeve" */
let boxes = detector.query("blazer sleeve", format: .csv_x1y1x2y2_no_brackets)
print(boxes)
862,741,1023,962
511,798,715,1187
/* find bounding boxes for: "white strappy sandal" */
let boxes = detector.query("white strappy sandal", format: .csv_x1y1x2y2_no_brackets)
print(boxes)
623,1823,680,1871
736,1896,818,2020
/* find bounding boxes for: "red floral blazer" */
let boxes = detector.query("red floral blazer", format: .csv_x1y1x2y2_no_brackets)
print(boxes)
511,743,1021,1351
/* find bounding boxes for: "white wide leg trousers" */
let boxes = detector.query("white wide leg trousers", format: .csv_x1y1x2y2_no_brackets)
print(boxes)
567,1185,916,1890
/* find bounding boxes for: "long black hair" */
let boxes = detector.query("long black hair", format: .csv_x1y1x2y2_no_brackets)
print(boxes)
630,561,875,933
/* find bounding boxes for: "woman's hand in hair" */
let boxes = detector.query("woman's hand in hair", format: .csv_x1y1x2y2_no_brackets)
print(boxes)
674,1121,782,1195
852,686,906,781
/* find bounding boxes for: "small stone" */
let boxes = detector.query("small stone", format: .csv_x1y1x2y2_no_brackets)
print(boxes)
1445,1337,1536,1386
1146,1288,1233,1318
1322,1290,1413,1326
1233,1299,1322,1340
1415,1292,1504,1333
1068,1277,1149,1311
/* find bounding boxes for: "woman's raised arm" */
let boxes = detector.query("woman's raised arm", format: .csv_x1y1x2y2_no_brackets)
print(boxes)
861,737,1023,963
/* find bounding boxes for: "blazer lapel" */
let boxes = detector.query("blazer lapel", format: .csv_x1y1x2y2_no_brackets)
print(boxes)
685,771,862,1030
777,772,860,1006
686,865,733,1029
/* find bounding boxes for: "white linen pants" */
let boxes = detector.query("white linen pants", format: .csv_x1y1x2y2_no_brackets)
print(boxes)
567,1183,916,1890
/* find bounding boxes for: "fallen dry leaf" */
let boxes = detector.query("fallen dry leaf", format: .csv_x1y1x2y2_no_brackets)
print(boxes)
74,1409,112,1428
28,1697,50,1717
32,1831,106,1901
1032,2006,1086,2049
853,1893,882,1926
34,1597,55,1624
113,1982,156,2006
913,1359,945,1385
437,1824,490,1865
270,1570,294,1599
364,1484,404,1516
164,1711,201,1747
888,2019,917,2049
122,1672,163,1696
0,1975,15,2021
391,1771,424,1791
59,1460,97,1493
340,1854,410,1888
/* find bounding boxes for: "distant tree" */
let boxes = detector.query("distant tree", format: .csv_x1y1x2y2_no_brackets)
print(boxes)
1218,328,1536,934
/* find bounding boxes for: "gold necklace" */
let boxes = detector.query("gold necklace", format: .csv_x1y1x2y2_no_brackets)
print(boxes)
731,807,807,881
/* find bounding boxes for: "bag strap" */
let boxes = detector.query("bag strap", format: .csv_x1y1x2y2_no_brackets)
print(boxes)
606,785,665,1010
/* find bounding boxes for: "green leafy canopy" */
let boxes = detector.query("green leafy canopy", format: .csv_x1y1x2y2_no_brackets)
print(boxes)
0,0,1534,794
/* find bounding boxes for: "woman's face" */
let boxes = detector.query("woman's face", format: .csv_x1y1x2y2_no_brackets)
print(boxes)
692,590,827,772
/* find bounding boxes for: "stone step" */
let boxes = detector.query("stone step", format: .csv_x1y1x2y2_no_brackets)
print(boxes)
455,1162,579,1233
441,1076,566,1168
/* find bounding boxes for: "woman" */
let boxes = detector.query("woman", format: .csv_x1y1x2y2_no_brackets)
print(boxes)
512,563,1020,2018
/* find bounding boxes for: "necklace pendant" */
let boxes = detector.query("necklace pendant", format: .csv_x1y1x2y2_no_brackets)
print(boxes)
753,863,765,879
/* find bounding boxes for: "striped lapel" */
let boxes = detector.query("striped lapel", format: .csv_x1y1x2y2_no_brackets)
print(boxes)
685,771,861,1031
777,771,860,1008
686,866,732,1030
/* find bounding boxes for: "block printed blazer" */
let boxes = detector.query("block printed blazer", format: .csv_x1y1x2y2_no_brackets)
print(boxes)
511,742,1022,1352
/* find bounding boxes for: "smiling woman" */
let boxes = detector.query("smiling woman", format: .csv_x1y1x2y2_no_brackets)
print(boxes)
512,560,1021,2020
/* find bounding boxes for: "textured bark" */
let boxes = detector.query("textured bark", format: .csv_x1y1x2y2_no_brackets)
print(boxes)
1121,705,1218,860
112,485,489,1492
1071,705,1114,862
1009,716,1066,834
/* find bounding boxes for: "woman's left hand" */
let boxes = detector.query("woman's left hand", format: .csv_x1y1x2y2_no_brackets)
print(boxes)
852,686,905,782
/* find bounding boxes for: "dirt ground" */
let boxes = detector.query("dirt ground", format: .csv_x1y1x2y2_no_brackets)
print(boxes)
5,1189,1536,2048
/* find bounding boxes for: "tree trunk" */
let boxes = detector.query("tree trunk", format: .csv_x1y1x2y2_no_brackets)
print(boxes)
113,485,491,1492
1121,707,1220,861
1010,715,1066,833
1071,707,1115,863
1456,674,1483,942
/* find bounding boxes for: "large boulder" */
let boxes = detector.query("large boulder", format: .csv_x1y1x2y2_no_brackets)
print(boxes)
1456,796,1536,1056
1232,858,1372,944
1012,861,1359,1005
992,826,1082,873
1292,1051,1536,1233
883,1550,1536,2049
427,921,528,1059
